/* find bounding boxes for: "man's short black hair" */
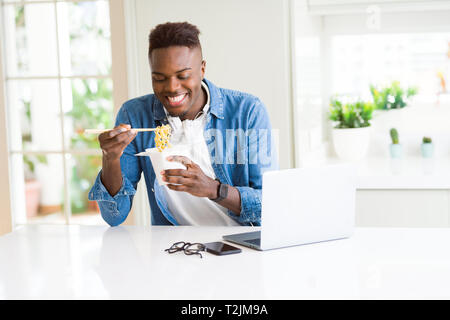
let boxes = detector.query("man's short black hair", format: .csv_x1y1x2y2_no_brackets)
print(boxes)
148,22,202,58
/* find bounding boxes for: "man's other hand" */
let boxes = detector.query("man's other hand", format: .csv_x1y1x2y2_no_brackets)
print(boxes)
162,155,219,199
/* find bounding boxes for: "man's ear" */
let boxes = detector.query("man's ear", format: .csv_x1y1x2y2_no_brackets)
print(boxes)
201,60,206,79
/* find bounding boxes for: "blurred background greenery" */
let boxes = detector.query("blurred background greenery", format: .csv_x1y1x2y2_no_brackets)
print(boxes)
67,78,113,214
11,1,113,220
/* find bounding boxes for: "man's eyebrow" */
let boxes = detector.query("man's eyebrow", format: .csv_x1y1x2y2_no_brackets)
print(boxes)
152,67,192,75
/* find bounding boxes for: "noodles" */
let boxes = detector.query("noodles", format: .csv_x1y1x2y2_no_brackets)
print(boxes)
154,124,172,152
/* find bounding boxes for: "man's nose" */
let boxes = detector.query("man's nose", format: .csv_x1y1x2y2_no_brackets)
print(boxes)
166,76,181,93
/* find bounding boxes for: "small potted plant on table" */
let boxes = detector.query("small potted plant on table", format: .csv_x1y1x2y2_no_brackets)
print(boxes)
421,137,434,158
389,128,402,158
23,155,45,217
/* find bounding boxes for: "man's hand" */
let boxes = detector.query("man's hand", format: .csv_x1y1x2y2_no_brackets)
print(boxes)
162,155,219,199
162,155,242,215
99,123,137,197
99,124,137,161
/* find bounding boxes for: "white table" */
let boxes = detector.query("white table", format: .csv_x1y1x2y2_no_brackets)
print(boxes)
1,225,450,299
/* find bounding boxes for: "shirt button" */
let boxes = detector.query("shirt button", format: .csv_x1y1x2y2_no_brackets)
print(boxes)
151,188,155,192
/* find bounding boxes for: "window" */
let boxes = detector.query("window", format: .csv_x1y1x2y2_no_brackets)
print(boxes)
1,0,124,225
328,32,450,158
330,33,450,104
293,3,450,163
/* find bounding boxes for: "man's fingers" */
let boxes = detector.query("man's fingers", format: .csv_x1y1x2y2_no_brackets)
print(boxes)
99,124,131,140
99,128,124,141
162,169,193,178
166,184,188,192
101,130,136,149
108,125,130,138
167,155,194,167
163,175,191,186
100,131,137,158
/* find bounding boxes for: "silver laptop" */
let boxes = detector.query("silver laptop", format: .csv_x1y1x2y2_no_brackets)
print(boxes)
223,163,357,251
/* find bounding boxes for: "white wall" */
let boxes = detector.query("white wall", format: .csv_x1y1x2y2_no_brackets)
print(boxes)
127,0,295,169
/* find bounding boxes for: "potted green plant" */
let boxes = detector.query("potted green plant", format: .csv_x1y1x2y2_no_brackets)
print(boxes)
23,155,47,217
389,128,402,158
21,98,46,217
421,136,433,158
370,81,418,110
329,98,374,161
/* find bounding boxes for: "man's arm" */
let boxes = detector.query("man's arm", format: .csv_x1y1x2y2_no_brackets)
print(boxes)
88,106,141,227
209,181,242,216
231,98,279,224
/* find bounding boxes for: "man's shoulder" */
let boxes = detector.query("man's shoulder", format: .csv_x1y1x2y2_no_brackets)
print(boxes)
216,86,267,120
205,78,263,111
218,86,261,105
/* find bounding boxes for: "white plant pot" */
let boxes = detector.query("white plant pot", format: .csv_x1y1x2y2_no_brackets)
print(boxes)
332,126,371,161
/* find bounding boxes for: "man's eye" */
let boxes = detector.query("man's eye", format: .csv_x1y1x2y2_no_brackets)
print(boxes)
178,74,190,80
153,77,165,82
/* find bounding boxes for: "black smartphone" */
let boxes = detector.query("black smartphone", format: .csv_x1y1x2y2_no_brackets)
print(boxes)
203,242,242,256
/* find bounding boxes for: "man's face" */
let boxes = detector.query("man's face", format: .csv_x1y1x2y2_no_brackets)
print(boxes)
150,46,205,119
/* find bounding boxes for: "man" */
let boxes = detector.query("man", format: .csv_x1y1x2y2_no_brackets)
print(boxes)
89,22,277,226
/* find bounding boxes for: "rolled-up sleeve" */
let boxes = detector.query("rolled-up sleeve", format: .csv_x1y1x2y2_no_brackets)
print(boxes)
234,186,262,224
88,172,137,226
88,104,142,227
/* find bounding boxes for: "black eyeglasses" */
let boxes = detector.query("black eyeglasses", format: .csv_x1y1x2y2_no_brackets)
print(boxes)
165,241,206,258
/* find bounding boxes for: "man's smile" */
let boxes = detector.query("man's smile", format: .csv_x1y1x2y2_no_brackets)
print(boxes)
165,92,188,107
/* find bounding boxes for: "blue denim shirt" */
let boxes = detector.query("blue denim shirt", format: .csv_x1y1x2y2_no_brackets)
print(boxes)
88,78,278,226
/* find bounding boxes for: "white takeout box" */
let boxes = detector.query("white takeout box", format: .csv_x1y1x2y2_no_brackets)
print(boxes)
135,144,190,186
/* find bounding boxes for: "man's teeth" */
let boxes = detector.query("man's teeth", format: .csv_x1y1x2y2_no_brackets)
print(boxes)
167,94,186,103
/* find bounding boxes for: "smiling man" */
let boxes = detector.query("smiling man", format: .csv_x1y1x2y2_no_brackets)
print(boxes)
89,22,278,226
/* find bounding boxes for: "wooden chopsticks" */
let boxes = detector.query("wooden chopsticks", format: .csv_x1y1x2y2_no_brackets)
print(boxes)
84,128,157,134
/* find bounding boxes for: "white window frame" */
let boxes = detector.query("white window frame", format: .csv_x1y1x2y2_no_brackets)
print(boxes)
0,0,130,229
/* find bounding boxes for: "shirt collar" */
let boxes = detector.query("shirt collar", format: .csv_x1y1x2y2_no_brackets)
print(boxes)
201,80,210,113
